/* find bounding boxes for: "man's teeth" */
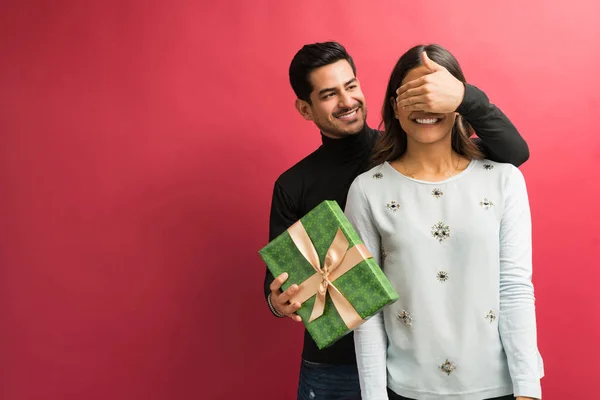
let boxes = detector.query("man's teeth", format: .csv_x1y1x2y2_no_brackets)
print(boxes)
337,109,358,119
415,118,440,124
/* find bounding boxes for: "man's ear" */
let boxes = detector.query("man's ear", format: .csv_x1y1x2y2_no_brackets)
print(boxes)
295,98,313,121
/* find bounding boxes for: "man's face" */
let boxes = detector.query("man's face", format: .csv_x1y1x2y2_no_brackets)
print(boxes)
296,60,367,138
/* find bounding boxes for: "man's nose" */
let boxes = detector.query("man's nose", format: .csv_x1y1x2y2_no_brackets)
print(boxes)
338,91,353,108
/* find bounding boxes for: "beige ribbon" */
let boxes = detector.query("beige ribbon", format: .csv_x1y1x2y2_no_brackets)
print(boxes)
287,221,372,329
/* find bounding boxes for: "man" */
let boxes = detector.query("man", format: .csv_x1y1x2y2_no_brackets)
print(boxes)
263,42,529,400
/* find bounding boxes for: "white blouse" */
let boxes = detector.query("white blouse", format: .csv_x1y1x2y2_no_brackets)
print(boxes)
345,159,544,400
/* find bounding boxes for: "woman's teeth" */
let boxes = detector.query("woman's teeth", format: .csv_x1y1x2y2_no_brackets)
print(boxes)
415,118,440,124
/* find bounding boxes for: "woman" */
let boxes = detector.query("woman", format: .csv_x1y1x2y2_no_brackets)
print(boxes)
344,44,544,400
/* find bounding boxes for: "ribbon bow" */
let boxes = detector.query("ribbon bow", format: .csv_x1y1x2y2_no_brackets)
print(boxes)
287,221,372,329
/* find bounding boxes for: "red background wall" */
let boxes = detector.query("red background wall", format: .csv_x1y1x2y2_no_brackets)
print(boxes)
1,1,599,399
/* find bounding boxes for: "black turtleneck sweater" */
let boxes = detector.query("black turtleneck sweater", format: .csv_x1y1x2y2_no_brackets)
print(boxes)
263,84,530,364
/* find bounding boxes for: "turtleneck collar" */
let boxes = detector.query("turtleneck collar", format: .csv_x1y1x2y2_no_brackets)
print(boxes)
320,123,372,155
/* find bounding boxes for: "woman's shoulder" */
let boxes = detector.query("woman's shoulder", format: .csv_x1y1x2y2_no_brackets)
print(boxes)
353,163,386,183
472,159,526,191
348,163,388,196
473,159,522,176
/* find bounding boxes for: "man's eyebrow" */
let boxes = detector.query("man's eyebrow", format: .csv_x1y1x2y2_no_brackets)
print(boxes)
318,86,337,96
318,78,357,96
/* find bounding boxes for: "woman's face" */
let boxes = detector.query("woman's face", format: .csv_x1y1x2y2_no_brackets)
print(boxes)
394,65,457,146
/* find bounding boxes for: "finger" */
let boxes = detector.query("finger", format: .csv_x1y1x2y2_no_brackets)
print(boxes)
401,103,428,113
271,293,300,317
422,51,441,72
269,272,288,292
289,313,302,322
397,95,429,108
397,86,428,101
277,284,299,304
396,76,428,96
283,301,302,316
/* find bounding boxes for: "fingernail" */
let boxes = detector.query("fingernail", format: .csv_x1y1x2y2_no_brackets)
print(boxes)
282,273,288,279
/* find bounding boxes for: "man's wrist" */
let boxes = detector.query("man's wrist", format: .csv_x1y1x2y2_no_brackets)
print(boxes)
267,292,286,318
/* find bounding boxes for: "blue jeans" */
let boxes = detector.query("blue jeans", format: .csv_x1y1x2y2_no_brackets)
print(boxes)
297,359,361,400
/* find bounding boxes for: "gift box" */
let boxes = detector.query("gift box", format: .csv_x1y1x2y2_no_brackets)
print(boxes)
259,200,399,349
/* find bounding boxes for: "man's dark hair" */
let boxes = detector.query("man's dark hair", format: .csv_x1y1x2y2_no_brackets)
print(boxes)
289,42,356,104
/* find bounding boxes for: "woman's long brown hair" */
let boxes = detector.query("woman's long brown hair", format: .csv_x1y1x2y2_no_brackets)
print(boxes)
371,44,483,167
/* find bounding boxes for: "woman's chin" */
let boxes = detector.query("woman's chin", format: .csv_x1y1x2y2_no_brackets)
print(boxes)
406,131,452,145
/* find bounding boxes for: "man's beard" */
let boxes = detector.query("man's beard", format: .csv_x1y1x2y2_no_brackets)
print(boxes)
315,104,368,138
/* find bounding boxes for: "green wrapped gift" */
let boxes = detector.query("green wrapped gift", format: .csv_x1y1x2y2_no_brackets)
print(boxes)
259,200,399,349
